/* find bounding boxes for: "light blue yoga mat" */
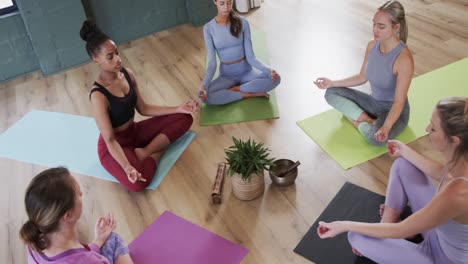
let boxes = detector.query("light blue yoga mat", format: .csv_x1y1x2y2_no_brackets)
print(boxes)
0,110,195,190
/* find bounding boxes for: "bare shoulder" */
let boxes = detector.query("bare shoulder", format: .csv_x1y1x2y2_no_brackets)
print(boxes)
441,177,468,205
90,87,107,105
362,40,376,59
124,67,137,83
366,39,376,51
396,46,414,65
394,46,414,75
124,67,135,78
446,177,468,195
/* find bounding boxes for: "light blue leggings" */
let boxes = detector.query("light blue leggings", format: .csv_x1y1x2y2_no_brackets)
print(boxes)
204,60,281,105
348,158,452,264
324,87,409,146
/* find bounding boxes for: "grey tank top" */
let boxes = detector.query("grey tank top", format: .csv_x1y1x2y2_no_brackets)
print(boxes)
436,173,468,263
365,41,406,102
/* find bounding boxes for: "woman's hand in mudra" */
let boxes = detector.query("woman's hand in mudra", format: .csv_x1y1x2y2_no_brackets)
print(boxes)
178,99,198,114
374,125,390,142
198,86,207,101
270,69,280,82
124,165,145,183
314,77,334,89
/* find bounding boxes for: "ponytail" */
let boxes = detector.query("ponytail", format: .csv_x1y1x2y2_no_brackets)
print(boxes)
20,220,46,252
229,10,242,38
19,167,75,252
398,18,408,44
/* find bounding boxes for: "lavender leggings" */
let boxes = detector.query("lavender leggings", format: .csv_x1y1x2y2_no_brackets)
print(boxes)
348,158,450,264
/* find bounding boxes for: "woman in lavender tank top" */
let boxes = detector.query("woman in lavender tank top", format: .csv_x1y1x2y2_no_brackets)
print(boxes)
19,167,133,264
314,1,414,146
318,97,468,264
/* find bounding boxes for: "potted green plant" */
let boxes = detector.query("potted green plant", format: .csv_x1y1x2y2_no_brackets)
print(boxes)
225,137,275,200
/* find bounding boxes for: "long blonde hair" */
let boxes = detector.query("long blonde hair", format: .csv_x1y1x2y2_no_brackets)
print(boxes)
378,1,408,43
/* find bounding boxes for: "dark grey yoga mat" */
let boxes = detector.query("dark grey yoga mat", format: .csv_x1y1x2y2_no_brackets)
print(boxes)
294,182,420,264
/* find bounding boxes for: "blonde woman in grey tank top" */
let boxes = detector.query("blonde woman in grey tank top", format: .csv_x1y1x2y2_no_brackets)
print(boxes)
314,1,414,146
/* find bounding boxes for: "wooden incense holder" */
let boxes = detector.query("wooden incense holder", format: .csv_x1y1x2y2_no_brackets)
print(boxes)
211,163,226,204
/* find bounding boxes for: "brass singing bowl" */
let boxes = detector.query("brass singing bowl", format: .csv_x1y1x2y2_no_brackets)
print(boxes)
269,159,298,186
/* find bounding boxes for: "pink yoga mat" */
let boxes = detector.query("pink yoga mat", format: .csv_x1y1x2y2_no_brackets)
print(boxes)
128,211,248,264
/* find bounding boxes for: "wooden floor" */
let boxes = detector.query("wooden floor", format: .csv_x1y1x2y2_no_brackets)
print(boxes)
2,0,468,263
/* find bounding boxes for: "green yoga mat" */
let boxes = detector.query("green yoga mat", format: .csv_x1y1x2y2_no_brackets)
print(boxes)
200,29,279,126
298,58,468,170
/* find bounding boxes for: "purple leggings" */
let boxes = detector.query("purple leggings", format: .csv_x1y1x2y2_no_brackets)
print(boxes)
348,158,450,264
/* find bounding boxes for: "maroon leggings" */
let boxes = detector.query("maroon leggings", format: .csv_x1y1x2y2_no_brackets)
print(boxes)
98,113,193,192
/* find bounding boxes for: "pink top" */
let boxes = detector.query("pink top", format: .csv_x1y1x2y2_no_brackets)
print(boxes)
27,243,109,264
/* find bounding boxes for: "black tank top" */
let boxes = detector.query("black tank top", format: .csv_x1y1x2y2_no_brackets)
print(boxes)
89,67,137,128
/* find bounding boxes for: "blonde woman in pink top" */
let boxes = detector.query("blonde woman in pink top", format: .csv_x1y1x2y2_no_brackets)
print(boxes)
20,167,133,264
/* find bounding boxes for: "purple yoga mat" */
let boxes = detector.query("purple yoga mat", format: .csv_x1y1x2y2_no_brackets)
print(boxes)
128,211,248,264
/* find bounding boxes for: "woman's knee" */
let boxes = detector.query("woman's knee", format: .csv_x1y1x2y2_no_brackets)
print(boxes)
126,179,150,192
390,157,419,179
175,113,193,132
358,124,386,146
348,232,370,251
264,75,281,92
393,157,413,170
324,87,344,104
364,135,387,146
347,232,360,247
161,113,193,142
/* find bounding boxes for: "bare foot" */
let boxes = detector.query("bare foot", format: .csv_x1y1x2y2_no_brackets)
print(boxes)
357,112,376,124
379,204,385,218
149,149,167,165
241,92,270,99
134,148,148,162
228,85,241,92
352,247,363,257
345,116,361,128
228,86,268,99
379,204,400,223
379,204,416,239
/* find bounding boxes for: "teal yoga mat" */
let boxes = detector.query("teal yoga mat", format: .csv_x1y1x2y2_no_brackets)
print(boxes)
297,58,468,170
0,110,195,189
200,29,279,126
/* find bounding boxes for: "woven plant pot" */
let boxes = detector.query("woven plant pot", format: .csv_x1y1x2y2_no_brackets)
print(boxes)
231,171,265,201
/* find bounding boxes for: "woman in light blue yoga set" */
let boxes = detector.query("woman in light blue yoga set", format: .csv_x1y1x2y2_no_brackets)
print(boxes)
314,1,414,146
318,97,468,264
198,0,281,105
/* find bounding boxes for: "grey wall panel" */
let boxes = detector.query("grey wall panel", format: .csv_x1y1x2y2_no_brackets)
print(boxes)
0,13,39,82
16,0,88,75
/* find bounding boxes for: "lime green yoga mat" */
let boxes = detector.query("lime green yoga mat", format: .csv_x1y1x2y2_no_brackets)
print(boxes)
200,29,279,126
297,58,468,170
